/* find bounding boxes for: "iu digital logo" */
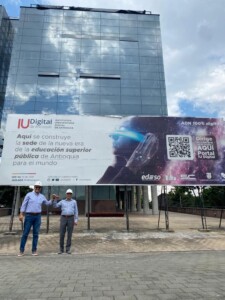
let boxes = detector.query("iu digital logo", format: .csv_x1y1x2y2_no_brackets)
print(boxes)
18,119,30,129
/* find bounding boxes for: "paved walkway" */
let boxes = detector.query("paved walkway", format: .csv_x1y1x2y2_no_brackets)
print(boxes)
1,212,225,299
1,212,225,255
0,251,225,299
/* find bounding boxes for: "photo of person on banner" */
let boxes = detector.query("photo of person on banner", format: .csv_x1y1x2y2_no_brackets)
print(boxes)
97,116,165,184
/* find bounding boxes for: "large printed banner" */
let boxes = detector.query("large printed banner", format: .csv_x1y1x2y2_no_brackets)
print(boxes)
0,114,225,186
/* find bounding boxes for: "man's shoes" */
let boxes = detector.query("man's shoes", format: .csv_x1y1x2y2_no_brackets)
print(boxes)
58,251,63,254
18,252,24,257
32,252,38,256
66,250,71,254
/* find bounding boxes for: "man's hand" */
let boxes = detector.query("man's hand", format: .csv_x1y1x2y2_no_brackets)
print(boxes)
126,133,159,173
19,213,24,222
74,222,78,226
52,194,59,200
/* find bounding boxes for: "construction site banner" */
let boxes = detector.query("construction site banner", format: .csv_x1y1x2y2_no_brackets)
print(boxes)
0,114,225,186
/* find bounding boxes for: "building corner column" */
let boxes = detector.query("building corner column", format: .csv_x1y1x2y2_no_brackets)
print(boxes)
142,186,150,214
136,186,141,212
131,186,136,212
151,185,158,215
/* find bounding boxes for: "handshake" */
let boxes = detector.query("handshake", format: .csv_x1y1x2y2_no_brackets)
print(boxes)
52,194,60,200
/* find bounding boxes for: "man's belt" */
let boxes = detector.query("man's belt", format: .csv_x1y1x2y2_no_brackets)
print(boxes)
26,212,41,215
62,215,74,218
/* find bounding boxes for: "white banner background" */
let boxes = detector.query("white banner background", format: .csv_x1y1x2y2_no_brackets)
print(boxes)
0,114,224,186
0,114,118,185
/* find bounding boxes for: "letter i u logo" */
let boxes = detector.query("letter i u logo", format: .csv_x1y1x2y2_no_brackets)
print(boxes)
18,119,30,129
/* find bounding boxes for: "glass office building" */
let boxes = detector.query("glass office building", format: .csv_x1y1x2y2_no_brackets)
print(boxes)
0,5,167,212
0,6,15,158
0,6,14,125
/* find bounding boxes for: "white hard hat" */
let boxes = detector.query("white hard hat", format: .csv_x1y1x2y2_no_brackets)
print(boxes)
66,189,73,194
34,181,42,187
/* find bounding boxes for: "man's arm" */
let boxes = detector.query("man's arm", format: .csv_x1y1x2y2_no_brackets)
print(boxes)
74,200,78,224
19,194,29,222
43,194,59,206
52,199,62,208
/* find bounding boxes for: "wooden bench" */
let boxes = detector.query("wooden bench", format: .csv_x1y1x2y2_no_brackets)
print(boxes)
86,212,124,217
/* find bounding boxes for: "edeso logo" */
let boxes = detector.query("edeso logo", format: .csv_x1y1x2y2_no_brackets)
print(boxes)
141,174,161,181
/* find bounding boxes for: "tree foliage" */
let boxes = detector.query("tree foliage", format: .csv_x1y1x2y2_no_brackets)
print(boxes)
0,186,31,207
168,186,195,207
202,187,225,208
167,186,225,208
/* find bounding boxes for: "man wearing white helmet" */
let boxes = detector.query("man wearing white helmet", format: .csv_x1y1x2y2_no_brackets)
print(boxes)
53,188,78,254
18,181,55,257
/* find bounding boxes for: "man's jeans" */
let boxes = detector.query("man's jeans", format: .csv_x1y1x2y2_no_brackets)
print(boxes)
20,214,41,253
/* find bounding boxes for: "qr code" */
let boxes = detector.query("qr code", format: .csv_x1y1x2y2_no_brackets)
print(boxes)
166,135,194,160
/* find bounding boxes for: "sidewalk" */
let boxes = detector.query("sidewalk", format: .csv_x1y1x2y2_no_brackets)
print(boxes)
1,212,225,300
1,212,225,255
1,251,225,300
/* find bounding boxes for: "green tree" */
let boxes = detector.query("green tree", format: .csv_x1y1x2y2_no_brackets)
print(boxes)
0,186,14,207
0,186,31,207
168,186,196,207
167,186,225,208
202,187,225,208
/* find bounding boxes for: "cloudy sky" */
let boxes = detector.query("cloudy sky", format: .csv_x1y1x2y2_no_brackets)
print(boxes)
2,0,225,119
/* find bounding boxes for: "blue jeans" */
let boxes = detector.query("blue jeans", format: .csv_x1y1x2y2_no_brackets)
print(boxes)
20,214,41,253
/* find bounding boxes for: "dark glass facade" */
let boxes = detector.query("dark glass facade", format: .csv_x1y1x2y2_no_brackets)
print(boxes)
0,6,14,125
1,5,167,128
0,6,167,210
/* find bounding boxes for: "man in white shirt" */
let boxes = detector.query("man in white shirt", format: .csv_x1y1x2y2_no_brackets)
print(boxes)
18,181,54,256
53,189,78,254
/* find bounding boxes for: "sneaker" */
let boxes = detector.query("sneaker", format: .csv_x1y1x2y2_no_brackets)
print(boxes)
18,252,24,257
32,252,38,256
66,251,71,254
58,251,63,254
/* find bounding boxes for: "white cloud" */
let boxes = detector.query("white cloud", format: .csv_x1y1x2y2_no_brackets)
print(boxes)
3,0,21,4
172,65,225,118
154,0,225,118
